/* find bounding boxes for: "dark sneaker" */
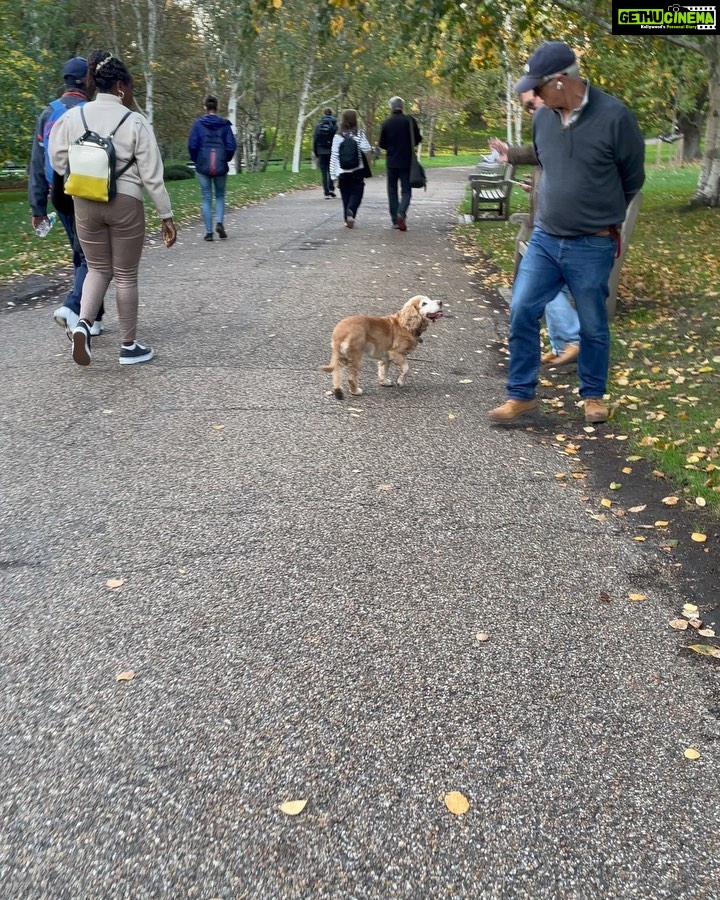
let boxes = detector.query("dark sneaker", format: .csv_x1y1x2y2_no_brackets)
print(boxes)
71,321,92,366
216,223,227,239
396,213,407,231
329,191,337,198
203,233,213,242
119,342,154,365
345,215,354,228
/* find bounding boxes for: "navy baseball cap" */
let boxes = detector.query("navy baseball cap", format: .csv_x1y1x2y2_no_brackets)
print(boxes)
63,57,88,83
514,42,576,93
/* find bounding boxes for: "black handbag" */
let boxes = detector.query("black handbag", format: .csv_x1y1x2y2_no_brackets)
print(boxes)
408,117,427,190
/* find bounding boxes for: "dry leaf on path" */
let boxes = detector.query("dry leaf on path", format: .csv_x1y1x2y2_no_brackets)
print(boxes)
698,628,716,638
116,670,135,681
628,593,647,602
662,496,679,506
691,533,707,543
106,578,124,590
444,791,470,815
669,619,689,630
279,799,307,816
683,748,701,760
628,505,647,513
476,632,489,642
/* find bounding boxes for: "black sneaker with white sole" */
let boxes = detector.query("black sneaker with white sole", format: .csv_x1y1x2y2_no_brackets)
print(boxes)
71,321,92,366
119,342,154,365
215,223,227,239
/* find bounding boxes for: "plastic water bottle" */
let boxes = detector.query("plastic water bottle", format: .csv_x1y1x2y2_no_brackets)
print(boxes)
34,211,57,238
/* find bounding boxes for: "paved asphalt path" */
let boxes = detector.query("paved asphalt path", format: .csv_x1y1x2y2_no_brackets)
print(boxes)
2,168,719,899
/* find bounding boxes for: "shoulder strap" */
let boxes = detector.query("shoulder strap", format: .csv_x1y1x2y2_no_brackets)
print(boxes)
80,107,89,132
108,110,133,138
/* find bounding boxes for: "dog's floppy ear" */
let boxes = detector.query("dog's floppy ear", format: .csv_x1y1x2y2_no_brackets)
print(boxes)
399,296,424,335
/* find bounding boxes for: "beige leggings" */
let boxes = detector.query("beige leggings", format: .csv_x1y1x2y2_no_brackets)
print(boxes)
74,193,145,345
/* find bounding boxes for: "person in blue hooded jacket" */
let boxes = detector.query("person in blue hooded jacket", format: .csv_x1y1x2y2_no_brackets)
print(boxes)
188,96,237,241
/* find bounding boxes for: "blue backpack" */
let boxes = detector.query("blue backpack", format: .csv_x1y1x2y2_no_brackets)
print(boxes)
195,125,229,176
42,98,85,186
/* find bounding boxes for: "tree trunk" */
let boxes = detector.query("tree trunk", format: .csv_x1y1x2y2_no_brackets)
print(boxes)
292,59,314,174
691,47,720,207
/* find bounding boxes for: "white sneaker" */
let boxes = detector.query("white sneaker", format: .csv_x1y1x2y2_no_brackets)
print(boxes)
54,306,79,332
89,321,104,336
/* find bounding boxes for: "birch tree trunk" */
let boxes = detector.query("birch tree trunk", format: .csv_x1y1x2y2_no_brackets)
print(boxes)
292,59,314,174
691,43,720,207
127,0,158,126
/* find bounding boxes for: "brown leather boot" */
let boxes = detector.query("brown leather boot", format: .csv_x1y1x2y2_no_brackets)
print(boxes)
487,398,538,423
550,343,579,366
584,397,609,423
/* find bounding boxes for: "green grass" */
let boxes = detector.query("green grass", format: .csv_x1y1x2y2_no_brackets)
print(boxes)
458,162,720,517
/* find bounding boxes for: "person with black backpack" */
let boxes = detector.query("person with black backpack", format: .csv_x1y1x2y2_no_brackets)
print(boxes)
188,96,237,241
329,109,372,229
312,108,337,199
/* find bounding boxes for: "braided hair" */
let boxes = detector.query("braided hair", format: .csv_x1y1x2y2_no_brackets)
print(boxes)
88,50,133,92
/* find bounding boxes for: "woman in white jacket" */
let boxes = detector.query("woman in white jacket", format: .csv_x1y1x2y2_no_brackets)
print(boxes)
49,51,177,367
329,109,371,229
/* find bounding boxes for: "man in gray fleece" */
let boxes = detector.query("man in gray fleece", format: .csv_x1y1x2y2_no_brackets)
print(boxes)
488,41,645,425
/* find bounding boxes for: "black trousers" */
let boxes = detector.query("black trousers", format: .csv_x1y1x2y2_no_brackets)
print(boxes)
318,155,333,195
338,172,365,219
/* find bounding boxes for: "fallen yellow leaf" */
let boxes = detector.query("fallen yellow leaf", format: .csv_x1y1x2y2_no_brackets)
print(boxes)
683,748,701,760
106,578,124,590
601,498,612,508
628,505,647,513
476,632,489,642
654,521,669,528
662,496,679,506
622,467,632,475
279,799,307,816
669,619,689,630
212,424,225,431
116,670,135,681
444,791,470,815
698,628,716,638
691,533,707,543
683,604,698,613
696,497,706,507
628,593,647,602
688,644,720,657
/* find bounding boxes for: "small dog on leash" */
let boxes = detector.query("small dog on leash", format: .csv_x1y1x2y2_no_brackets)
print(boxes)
320,294,443,400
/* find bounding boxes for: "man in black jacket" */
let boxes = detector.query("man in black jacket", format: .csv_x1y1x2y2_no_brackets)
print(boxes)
378,96,421,231
312,108,337,198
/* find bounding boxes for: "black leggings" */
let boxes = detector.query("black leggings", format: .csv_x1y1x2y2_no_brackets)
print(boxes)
337,172,365,220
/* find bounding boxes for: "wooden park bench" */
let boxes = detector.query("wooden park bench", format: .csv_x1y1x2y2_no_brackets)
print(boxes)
510,191,643,318
469,163,516,221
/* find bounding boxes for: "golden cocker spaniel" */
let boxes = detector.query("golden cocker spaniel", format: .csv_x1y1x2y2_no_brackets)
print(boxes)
320,294,443,400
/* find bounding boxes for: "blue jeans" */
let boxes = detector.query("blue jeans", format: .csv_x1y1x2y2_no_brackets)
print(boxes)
196,172,227,233
57,208,92,317
386,167,411,222
508,228,616,400
545,287,580,354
